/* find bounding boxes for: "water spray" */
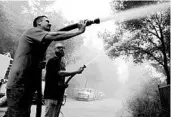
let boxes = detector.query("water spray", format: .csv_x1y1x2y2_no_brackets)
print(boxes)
85,54,102,66
85,2,169,27
84,46,116,67
100,2,170,23
63,2,169,32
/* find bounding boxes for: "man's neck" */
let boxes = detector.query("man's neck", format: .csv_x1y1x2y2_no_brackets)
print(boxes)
36,26,43,30
55,55,62,60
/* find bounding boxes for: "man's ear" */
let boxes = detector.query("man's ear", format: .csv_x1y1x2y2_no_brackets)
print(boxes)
37,21,41,26
37,19,42,26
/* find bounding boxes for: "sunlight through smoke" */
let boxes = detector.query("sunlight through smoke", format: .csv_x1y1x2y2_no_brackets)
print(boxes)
115,58,129,84
48,0,112,21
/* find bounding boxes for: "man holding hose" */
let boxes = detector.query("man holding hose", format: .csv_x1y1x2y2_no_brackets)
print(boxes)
44,43,85,117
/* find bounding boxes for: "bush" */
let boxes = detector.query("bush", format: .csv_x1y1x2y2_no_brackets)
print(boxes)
127,78,169,117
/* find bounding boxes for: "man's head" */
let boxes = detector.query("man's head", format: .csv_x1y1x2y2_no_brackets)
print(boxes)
33,16,51,31
54,43,65,57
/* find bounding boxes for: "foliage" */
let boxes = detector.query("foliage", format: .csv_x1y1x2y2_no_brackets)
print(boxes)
127,78,169,117
100,0,170,84
0,2,20,57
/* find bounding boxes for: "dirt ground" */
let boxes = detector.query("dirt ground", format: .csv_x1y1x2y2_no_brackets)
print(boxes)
0,98,128,117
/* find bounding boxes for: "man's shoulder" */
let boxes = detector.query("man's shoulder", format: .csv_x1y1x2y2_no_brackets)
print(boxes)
25,27,42,33
23,27,36,35
48,56,59,61
25,27,48,34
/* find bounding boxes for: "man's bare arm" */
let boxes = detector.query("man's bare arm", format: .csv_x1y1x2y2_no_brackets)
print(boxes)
58,70,78,77
44,21,86,41
44,30,83,41
58,66,85,77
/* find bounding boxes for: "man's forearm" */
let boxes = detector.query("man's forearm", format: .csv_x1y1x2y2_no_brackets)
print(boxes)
54,31,82,41
58,23,78,31
58,71,77,77
45,30,83,41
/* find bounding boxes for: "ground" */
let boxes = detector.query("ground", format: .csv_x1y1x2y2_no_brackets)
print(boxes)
0,98,129,117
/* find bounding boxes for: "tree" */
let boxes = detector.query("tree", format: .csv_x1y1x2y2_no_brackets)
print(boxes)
100,1,170,84
127,78,169,117
0,1,20,57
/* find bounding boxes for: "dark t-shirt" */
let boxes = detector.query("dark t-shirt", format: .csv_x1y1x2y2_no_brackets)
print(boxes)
7,27,51,89
44,56,66,100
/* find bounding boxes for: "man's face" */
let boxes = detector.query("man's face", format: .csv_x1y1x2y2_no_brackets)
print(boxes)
54,46,65,57
39,17,51,31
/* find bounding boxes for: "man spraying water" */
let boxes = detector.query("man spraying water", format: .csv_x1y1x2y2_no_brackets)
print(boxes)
44,43,86,117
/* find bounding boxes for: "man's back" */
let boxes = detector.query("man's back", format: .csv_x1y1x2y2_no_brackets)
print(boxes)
7,28,50,89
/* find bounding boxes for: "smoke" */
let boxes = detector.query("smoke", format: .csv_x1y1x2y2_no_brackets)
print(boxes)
115,58,129,84
66,45,121,97
47,0,112,21
46,1,167,115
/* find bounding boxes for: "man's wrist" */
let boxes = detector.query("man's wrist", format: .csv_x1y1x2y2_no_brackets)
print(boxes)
77,30,83,35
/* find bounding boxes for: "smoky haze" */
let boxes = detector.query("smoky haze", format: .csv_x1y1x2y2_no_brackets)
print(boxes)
66,44,154,99
61,2,169,99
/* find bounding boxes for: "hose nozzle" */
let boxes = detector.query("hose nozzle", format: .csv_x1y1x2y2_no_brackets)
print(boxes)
86,18,100,26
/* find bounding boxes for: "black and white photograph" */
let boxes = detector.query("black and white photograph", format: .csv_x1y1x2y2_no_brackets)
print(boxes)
0,0,170,117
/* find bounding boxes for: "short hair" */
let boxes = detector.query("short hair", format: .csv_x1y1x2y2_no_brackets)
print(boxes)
33,15,48,27
54,43,64,49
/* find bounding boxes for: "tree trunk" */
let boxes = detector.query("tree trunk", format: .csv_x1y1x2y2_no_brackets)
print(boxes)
164,65,170,84
158,24,170,84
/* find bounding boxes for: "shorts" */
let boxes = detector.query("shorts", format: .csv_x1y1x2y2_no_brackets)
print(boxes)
6,86,36,117
44,99,61,117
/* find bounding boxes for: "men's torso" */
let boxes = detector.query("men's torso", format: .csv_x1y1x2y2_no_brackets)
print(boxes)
44,56,66,100
7,27,51,89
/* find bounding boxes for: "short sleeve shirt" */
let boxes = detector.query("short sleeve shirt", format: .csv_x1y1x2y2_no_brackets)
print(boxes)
44,56,66,100
7,27,51,89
